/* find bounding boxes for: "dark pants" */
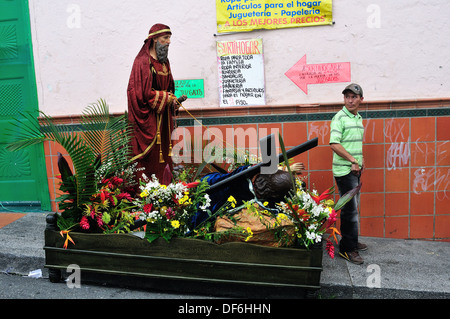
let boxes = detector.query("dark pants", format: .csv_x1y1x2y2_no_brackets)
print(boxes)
335,172,361,253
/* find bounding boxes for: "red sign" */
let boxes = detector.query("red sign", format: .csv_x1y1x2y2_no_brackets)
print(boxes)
285,55,351,94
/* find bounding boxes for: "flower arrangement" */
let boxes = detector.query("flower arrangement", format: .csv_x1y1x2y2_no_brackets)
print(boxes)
276,180,341,257
270,132,360,258
80,174,136,233
8,101,361,261
134,173,211,243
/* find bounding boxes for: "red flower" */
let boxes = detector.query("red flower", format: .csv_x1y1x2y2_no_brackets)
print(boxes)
116,192,132,201
80,216,90,230
143,203,153,213
110,176,124,185
295,208,306,217
186,181,200,188
310,187,334,204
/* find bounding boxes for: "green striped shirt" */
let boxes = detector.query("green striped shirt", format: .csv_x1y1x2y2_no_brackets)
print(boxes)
329,106,364,177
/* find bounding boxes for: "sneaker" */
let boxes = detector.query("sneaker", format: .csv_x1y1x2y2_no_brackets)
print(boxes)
357,242,368,251
339,250,364,264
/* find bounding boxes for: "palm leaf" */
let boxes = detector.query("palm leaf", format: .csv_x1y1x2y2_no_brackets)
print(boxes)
5,111,47,151
80,99,132,177
6,99,132,212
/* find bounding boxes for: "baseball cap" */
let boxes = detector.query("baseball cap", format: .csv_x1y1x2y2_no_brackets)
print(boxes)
342,83,363,97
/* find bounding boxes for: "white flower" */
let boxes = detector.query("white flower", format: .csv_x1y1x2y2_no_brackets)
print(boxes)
145,211,159,222
315,234,322,243
306,231,315,240
311,205,323,217
199,194,211,210
306,231,322,243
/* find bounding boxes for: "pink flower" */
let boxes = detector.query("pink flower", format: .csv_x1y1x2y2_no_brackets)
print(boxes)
96,214,104,227
80,216,90,230
89,205,96,219
326,240,335,258
326,210,337,228
165,207,175,219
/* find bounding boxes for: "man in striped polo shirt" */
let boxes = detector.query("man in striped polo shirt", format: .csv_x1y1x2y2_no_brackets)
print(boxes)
330,83,367,264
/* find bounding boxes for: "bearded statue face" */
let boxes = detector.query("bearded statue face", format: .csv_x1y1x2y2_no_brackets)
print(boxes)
153,35,171,63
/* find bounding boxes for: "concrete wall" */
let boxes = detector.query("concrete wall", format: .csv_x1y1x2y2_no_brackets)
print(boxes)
29,0,450,116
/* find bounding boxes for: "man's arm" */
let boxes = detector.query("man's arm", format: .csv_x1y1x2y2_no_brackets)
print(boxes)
330,143,361,173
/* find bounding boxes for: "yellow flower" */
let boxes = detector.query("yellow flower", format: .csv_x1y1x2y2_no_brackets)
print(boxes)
276,213,288,223
179,194,189,205
244,227,253,242
263,201,269,206
325,199,335,207
140,190,149,198
227,195,237,208
171,220,180,229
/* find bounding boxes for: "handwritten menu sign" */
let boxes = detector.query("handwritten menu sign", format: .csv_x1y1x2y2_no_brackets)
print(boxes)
217,38,265,107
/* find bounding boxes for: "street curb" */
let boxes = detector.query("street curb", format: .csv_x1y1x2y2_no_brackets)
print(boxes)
320,283,450,299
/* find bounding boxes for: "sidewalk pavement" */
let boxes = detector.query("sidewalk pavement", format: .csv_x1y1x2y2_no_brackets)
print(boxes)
0,212,449,299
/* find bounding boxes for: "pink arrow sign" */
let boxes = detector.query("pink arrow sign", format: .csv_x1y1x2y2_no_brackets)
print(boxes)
285,55,351,94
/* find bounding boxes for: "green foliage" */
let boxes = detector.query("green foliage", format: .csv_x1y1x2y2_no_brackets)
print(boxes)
6,99,133,230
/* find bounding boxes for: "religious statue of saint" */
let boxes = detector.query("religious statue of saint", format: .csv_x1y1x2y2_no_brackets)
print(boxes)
127,23,186,185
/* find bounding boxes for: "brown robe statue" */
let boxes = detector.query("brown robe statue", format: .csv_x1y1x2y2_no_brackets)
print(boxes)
127,24,177,185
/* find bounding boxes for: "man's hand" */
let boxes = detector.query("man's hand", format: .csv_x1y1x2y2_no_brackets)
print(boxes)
351,162,361,176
